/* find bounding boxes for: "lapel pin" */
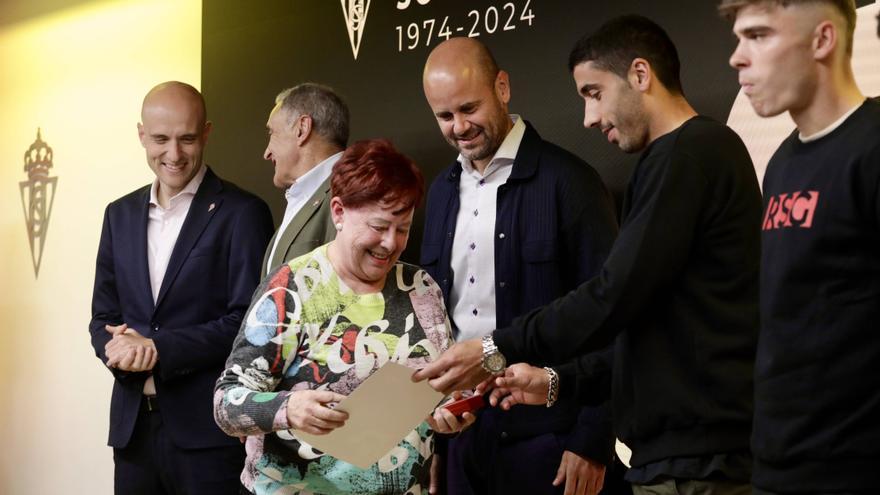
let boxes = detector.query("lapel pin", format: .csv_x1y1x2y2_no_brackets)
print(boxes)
312,200,320,207
208,203,216,212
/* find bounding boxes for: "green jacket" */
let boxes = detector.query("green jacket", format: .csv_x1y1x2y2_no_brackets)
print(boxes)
261,176,336,276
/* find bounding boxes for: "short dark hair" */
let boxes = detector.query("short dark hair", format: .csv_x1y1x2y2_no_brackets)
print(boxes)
718,0,857,55
276,83,350,148
332,139,425,213
568,15,684,95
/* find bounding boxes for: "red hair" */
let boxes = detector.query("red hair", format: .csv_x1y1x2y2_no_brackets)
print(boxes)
331,139,424,213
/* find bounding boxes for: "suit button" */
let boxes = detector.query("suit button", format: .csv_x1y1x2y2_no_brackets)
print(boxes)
499,282,506,288
447,231,453,238
500,431,509,439
152,324,159,332
498,233,505,239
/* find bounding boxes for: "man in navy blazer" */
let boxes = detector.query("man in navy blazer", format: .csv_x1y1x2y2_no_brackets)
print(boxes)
90,81,273,494
420,38,623,495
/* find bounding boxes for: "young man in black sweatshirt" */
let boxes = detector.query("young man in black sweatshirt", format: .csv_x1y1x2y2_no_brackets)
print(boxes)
722,0,880,493
414,15,763,495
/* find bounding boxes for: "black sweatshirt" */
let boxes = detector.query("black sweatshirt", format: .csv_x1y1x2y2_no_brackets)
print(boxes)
753,99,880,493
493,116,762,472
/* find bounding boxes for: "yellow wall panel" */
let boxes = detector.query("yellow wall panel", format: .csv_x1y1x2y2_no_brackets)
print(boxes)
0,1,200,492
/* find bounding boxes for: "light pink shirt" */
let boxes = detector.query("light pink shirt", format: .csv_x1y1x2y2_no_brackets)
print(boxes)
143,165,206,395
147,165,207,303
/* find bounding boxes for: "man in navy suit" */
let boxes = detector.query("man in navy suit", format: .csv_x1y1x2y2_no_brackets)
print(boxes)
90,81,273,494
420,38,622,495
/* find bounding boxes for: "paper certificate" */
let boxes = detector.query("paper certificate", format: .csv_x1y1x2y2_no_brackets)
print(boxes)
294,361,445,469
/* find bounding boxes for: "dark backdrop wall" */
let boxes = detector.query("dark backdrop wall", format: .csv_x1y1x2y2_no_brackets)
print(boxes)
201,0,870,262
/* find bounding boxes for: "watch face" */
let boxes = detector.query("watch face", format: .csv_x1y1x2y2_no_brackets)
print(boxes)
486,353,505,372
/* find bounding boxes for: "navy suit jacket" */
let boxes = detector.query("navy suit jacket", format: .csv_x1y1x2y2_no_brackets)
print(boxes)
90,167,273,449
420,122,619,462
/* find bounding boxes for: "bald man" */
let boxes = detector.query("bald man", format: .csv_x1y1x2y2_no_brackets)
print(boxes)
419,38,622,495
90,81,273,494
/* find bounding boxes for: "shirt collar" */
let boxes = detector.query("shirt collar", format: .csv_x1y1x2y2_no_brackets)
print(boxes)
149,164,207,209
284,151,341,201
458,115,525,177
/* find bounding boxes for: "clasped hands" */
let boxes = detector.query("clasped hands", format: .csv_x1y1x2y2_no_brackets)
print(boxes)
104,323,157,372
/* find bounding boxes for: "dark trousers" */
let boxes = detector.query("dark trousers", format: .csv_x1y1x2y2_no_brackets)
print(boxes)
113,400,244,495
446,410,629,495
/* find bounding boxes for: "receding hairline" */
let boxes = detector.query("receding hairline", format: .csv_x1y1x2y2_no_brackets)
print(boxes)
273,83,339,121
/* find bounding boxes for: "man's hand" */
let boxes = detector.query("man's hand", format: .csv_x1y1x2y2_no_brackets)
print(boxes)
104,325,157,372
105,323,128,337
285,390,349,435
554,451,606,495
487,363,550,409
411,339,487,394
114,345,158,372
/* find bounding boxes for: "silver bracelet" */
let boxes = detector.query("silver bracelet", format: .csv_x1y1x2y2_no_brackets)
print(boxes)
543,367,559,408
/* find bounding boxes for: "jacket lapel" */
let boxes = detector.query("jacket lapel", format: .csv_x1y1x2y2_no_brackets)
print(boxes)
153,167,223,313
508,121,541,182
268,176,331,270
260,229,280,275
133,187,154,308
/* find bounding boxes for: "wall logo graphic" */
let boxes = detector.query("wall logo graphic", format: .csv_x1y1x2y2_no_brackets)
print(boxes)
19,128,58,278
340,0,370,60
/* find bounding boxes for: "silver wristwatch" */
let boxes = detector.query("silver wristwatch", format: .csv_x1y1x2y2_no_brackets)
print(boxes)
481,335,507,375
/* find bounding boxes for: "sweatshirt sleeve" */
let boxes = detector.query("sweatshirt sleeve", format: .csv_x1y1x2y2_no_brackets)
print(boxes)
556,345,615,464
555,346,613,406
493,149,708,365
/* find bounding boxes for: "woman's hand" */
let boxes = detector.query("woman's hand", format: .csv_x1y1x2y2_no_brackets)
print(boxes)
428,405,477,434
286,390,349,435
427,392,478,434
488,363,551,409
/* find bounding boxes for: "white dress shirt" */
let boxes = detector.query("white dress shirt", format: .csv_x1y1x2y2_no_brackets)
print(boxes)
266,151,342,275
144,164,206,395
450,115,526,342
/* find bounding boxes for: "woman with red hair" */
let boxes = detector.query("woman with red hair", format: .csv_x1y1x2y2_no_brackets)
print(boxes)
214,139,468,494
